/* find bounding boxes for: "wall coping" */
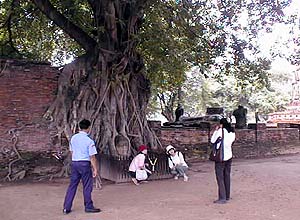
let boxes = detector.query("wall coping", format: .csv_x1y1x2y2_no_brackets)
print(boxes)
161,126,209,130
0,58,52,66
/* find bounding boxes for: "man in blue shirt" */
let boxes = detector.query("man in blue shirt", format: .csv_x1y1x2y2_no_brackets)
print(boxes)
63,119,101,214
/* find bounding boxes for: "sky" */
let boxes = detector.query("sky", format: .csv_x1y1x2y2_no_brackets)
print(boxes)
258,0,300,76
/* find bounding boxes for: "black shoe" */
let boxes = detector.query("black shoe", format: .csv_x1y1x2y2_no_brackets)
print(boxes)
63,209,71,214
85,207,101,213
213,199,227,204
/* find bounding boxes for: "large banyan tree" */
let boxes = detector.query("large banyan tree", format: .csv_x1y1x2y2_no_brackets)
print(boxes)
0,0,295,158
35,0,159,156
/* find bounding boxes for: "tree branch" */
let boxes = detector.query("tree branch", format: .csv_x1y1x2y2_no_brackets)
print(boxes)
32,0,97,52
87,0,100,13
0,0,23,56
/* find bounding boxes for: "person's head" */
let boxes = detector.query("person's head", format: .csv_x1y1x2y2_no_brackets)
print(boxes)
79,119,91,131
166,145,176,156
138,145,148,154
220,118,234,133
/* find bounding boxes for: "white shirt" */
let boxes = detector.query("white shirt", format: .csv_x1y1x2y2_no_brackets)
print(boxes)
168,152,188,169
70,131,97,161
211,128,235,161
129,153,146,172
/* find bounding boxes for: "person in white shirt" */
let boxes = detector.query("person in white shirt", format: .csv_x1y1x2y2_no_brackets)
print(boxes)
128,145,152,185
211,118,236,204
166,145,189,181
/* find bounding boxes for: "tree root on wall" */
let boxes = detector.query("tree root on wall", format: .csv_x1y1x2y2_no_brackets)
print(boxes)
3,127,24,181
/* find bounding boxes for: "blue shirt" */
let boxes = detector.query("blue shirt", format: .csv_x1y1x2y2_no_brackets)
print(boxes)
69,131,97,161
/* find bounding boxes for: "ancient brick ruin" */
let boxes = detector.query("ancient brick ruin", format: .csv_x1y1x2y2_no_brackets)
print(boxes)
0,59,59,158
0,58,299,163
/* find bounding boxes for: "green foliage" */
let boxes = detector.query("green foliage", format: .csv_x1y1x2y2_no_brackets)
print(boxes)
180,62,290,117
181,70,212,116
0,0,84,64
0,0,296,117
139,1,231,93
143,0,296,119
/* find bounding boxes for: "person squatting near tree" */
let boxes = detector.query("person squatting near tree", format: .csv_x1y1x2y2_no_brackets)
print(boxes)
128,145,152,185
63,119,101,214
211,118,235,204
166,145,189,181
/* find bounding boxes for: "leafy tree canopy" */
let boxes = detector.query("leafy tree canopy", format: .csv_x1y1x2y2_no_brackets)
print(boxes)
1,0,295,73
0,0,298,119
142,0,298,120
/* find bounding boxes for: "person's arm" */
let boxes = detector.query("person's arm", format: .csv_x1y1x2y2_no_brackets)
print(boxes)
168,157,175,169
90,155,98,178
69,140,73,159
88,140,98,178
228,132,236,145
211,128,222,144
137,154,152,173
178,152,186,166
137,154,145,169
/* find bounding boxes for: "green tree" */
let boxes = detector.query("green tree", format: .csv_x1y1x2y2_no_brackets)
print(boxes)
0,0,294,156
180,61,291,118
144,0,295,121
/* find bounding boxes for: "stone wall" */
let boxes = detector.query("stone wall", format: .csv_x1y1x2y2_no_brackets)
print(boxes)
0,59,59,153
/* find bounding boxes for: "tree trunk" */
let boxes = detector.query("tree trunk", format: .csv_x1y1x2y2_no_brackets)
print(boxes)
157,92,177,122
31,0,161,156
44,53,160,156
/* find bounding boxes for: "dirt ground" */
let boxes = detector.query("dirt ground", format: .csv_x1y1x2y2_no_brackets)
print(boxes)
1,154,300,220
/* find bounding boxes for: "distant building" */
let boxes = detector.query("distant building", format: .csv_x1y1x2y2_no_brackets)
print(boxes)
268,103,300,124
268,69,300,124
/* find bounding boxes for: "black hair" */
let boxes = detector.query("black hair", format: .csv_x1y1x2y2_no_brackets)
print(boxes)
79,119,91,130
220,118,234,133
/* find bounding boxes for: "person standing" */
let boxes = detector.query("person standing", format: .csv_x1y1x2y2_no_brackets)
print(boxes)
211,118,235,204
63,119,101,214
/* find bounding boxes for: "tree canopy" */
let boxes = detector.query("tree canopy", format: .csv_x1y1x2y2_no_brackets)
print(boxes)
141,0,298,120
0,0,298,122
1,1,296,74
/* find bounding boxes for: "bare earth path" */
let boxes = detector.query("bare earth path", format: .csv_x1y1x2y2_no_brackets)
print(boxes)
1,154,300,220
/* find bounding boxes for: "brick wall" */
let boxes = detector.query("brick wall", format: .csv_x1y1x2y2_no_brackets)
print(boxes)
160,127,210,149
0,59,59,152
151,121,300,158
0,58,299,159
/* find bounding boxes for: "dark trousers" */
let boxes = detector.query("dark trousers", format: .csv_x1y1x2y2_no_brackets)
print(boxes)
215,159,232,201
63,161,94,210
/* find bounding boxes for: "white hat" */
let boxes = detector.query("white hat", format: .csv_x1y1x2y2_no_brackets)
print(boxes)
166,145,175,153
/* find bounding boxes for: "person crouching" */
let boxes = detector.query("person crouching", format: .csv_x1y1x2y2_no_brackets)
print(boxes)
166,145,189,181
128,145,152,185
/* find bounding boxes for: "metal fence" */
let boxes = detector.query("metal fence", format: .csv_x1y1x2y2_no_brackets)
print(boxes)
99,152,172,183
